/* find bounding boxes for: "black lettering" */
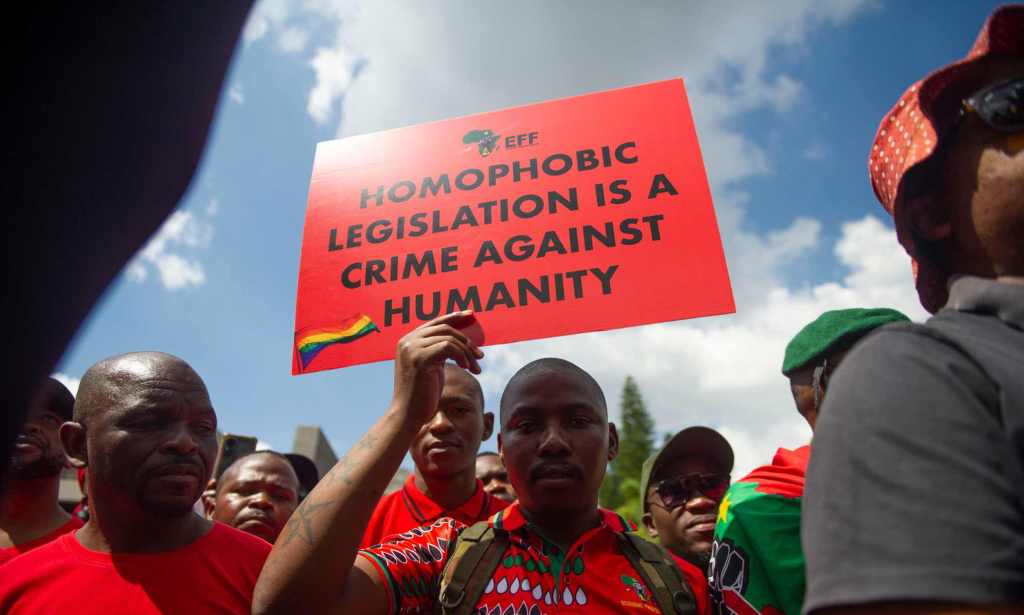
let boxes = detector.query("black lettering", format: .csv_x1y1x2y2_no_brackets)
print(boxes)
403,251,437,279
366,219,392,243
388,180,416,203
648,173,678,198
642,214,665,240
485,283,515,310
504,235,534,262
549,188,578,212
408,212,429,237
536,231,567,258
384,297,409,327
328,228,344,251
474,241,502,267
455,169,484,191
542,153,572,176
619,218,643,245
591,265,618,294
341,262,362,289
450,206,478,231
565,270,587,298
512,194,544,218
616,141,638,164
577,149,599,171
488,164,509,186
447,286,482,313
365,260,386,285
609,179,630,204
583,223,616,250
420,175,451,198
439,246,458,272
361,186,384,209
415,292,442,321
518,276,550,306
346,224,363,248
513,158,538,182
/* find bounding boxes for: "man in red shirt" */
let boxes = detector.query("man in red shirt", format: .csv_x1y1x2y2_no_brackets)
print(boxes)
361,362,507,546
0,352,271,613
0,378,83,565
208,451,301,543
253,311,709,614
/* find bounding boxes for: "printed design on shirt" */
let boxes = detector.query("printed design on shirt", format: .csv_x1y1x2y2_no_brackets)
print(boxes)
708,538,783,615
619,575,649,602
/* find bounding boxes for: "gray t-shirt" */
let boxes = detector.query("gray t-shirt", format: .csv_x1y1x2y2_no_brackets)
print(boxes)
802,276,1024,613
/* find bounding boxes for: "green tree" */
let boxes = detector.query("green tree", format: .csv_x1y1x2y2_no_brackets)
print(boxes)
599,375,656,525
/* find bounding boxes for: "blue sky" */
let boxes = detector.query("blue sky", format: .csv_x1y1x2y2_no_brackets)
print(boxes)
55,1,1007,476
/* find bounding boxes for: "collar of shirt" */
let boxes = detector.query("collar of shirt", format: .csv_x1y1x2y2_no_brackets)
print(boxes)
400,474,493,525
944,275,1024,329
489,501,633,535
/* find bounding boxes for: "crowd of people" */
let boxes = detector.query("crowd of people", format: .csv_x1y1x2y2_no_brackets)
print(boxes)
0,4,1021,614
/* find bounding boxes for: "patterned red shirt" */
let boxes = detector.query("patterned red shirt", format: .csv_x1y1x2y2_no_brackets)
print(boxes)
361,474,508,547
358,502,710,614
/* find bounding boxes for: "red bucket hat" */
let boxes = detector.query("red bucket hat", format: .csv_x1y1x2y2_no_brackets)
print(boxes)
868,4,1024,313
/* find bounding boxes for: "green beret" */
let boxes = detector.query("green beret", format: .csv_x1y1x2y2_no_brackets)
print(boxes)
781,308,910,375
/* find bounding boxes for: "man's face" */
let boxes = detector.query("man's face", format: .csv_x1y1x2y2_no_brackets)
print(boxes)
476,454,515,502
939,58,1024,278
410,367,490,480
85,360,218,517
212,454,299,543
8,396,66,480
498,368,616,518
642,456,724,567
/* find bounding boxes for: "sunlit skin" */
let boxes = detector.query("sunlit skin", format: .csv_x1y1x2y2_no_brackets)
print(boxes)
0,379,74,548
60,352,219,553
409,364,493,510
210,453,299,543
475,453,515,502
642,456,721,566
498,364,619,548
910,58,1024,282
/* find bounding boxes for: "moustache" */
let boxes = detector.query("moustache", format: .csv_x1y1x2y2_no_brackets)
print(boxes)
148,457,204,480
14,433,47,450
529,461,583,482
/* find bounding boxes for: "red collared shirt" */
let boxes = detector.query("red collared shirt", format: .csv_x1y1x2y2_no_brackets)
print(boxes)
358,502,710,615
361,474,508,548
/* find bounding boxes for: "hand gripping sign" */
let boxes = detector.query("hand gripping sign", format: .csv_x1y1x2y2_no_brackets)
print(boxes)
293,79,734,374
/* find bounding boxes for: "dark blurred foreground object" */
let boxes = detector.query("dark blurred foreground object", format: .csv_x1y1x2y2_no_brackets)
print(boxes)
1,2,253,483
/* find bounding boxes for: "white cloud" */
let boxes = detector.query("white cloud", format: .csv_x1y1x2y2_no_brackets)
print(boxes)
307,44,362,124
52,373,81,397
278,26,309,53
243,0,292,43
127,209,215,291
229,85,245,105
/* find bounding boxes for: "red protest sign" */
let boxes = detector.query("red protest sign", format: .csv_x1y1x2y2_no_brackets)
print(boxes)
293,79,734,374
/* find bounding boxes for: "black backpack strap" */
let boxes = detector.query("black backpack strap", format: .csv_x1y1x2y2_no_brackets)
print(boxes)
436,521,509,615
617,532,697,615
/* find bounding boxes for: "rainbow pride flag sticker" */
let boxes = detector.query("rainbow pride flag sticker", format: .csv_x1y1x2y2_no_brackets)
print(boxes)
295,314,380,371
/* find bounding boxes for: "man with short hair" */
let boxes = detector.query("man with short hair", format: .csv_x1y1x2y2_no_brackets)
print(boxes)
708,308,908,615
206,451,301,543
360,362,507,546
0,378,83,565
253,311,709,614
640,426,733,570
0,352,270,613
803,6,1024,614
475,451,516,502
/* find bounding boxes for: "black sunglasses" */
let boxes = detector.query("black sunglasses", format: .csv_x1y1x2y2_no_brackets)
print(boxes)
959,77,1024,133
651,472,730,511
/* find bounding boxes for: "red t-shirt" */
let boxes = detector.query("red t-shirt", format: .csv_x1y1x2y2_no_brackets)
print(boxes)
361,474,508,547
358,502,711,615
0,521,271,614
0,516,83,566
